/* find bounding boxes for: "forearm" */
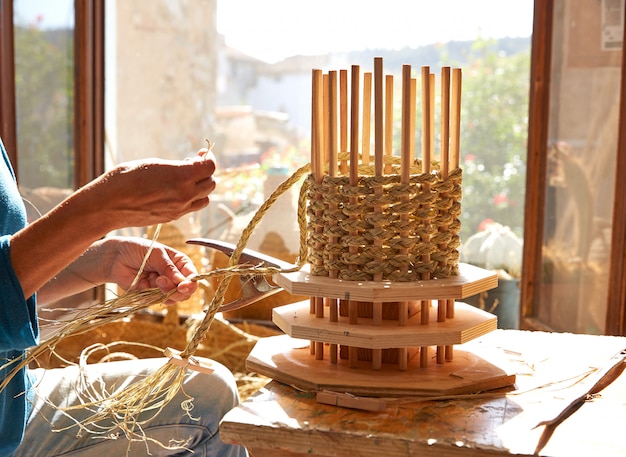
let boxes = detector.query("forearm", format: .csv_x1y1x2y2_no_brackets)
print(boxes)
36,242,110,305
10,186,116,299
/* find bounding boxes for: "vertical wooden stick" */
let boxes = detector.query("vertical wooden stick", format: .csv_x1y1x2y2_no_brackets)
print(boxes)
400,65,412,191
328,70,339,364
447,68,462,324
419,66,432,369
362,72,372,166
440,67,451,180
374,57,384,176
397,64,413,371
340,69,349,174
348,65,360,368
310,68,324,356
371,57,384,369
437,67,451,364
429,72,436,162
450,68,462,170
384,74,394,174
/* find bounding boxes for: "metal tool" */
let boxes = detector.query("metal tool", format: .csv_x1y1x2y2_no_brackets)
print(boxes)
186,238,296,313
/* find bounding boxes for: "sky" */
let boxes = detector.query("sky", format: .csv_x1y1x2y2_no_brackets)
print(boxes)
13,0,534,64
217,0,534,63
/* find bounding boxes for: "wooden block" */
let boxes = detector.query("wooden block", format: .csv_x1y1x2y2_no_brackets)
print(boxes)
316,390,387,412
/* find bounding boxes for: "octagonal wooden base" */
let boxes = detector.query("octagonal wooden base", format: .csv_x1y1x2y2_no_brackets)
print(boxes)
273,300,497,349
247,334,516,397
273,262,498,302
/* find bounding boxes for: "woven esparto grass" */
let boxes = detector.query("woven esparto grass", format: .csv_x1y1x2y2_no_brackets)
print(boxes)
307,155,462,281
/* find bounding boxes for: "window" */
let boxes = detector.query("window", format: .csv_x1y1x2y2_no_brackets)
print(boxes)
13,0,74,218
522,0,626,335
3,0,545,329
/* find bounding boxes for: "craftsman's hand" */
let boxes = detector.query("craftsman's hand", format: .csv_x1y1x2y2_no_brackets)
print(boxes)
82,149,217,231
11,147,215,300
100,236,199,302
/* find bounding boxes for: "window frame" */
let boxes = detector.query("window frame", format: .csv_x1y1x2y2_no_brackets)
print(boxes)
0,0,104,186
520,0,626,335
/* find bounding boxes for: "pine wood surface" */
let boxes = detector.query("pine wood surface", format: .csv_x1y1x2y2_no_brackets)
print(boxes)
221,330,626,457
246,333,514,397
273,262,497,303
272,301,496,349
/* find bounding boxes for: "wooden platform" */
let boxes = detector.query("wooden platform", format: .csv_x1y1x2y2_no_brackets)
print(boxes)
222,330,626,457
272,300,497,349
273,262,498,302
247,333,515,397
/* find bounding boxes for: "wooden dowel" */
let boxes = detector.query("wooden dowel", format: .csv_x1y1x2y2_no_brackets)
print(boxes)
348,64,360,337
398,65,412,340
411,77,417,172
310,69,323,322
323,73,330,165
450,68,462,169
417,67,431,371
362,72,372,166
311,69,324,182
437,346,444,364
385,74,393,174
350,65,360,186
447,67,461,326
440,66,451,179
421,66,431,174
420,67,431,332
429,72,435,163
374,57,384,176
340,69,349,174
438,67,451,326
401,65,412,184
328,70,339,364
328,71,338,177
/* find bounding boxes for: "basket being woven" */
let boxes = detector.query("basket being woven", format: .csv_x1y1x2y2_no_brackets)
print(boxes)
306,157,462,282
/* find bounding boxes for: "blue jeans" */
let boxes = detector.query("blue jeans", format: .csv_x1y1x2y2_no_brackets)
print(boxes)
14,358,248,457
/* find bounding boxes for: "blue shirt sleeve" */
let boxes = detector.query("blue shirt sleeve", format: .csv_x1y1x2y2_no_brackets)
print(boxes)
0,236,38,350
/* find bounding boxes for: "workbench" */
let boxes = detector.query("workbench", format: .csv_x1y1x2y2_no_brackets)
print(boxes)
220,329,626,457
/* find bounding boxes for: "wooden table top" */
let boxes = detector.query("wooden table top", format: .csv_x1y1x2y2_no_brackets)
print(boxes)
221,330,626,457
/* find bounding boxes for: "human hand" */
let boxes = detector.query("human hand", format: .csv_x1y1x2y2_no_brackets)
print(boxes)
98,236,199,302
81,148,218,232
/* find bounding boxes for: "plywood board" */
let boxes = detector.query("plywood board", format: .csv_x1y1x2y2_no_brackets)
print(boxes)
273,300,496,348
273,263,497,302
246,334,515,397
